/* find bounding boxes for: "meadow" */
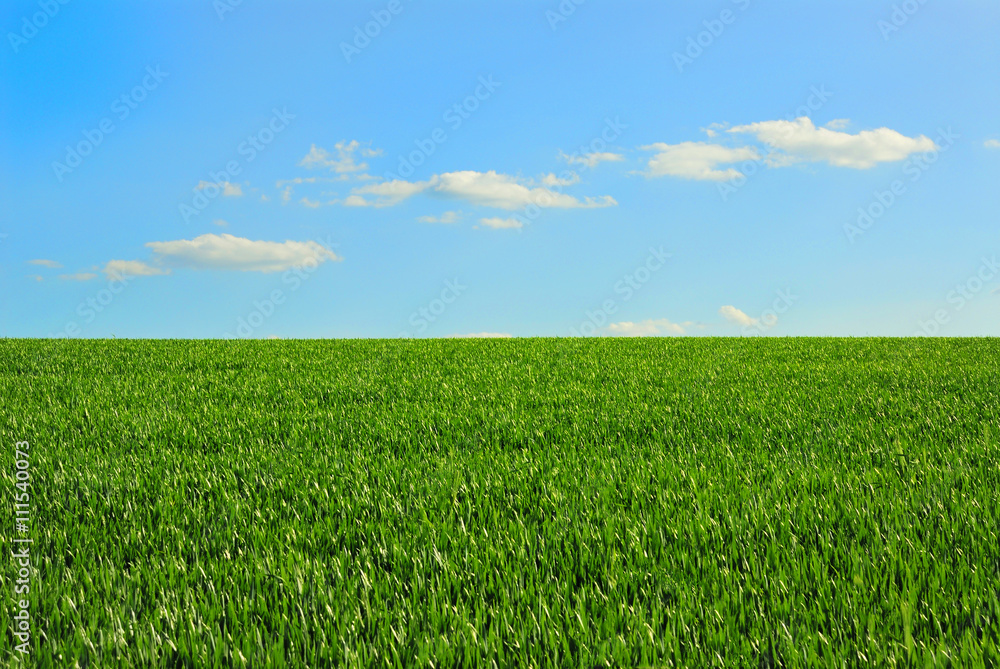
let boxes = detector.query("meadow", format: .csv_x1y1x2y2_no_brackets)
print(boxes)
1,338,998,667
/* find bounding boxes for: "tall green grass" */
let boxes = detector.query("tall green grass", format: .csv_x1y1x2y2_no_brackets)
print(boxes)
1,338,998,666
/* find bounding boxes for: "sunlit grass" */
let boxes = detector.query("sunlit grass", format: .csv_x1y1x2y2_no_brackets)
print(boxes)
1,338,998,666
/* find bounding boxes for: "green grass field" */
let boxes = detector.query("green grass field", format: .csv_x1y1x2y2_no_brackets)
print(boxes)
2,338,998,667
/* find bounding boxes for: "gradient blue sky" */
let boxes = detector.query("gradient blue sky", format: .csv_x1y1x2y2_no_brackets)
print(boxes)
2,0,999,338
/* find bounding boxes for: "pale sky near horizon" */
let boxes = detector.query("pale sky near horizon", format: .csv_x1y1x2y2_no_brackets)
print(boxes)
2,1,999,338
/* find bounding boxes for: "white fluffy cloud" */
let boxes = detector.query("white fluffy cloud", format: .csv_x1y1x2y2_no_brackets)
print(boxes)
102,260,170,280
606,318,687,336
985,139,1000,149
719,305,758,327
645,118,937,182
640,142,760,181
145,234,342,273
58,273,97,281
561,151,625,168
299,141,381,174
478,216,523,229
727,117,936,168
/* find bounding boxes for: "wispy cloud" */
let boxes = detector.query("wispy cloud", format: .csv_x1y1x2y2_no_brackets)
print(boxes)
640,142,759,181
478,216,523,230
418,211,461,224
28,259,62,268
341,170,616,211
143,233,342,273
276,176,344,187
349,179,431,207
299,140,381,174
59,272,98,281
606,318,687,336
196,180,243,196
102,259,170,280
431,170,615,210
701,122,729,138
561,151,625,168
541,172,581,187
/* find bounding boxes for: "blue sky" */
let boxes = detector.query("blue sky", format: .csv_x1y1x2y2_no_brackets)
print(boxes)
2,0,999,338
